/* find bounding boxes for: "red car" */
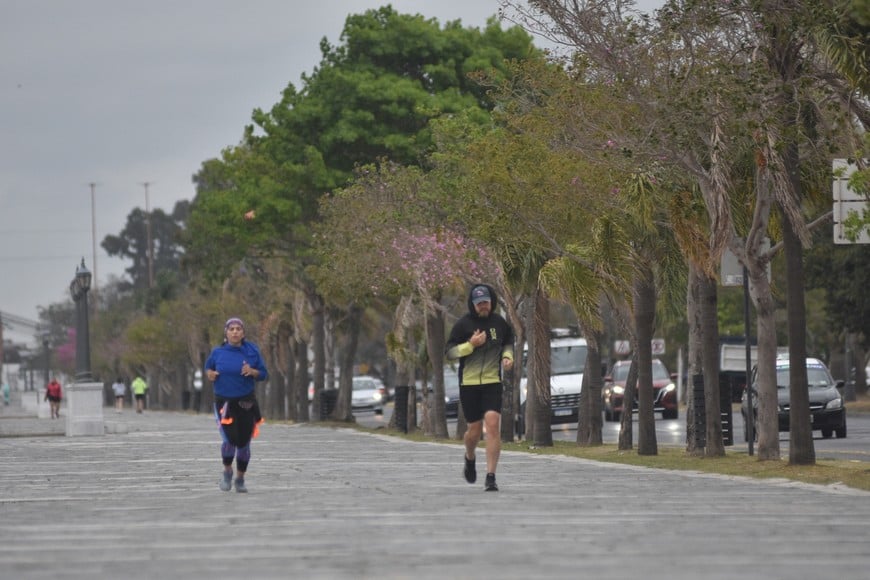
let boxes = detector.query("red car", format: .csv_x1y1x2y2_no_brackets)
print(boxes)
602,359,678,421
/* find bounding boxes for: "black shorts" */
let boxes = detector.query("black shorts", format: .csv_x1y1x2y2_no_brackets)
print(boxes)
215,395,262,448
459,383,503,423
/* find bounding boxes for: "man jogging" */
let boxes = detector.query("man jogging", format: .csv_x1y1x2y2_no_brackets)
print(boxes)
446,284,514,491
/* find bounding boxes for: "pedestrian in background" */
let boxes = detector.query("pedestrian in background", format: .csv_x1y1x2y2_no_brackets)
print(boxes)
44,377,63,419
446,284,515,492
111,377,126,413
131,375,147,413
205,317,268,493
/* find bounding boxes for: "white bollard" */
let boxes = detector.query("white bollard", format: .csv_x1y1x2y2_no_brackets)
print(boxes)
65,382,105,437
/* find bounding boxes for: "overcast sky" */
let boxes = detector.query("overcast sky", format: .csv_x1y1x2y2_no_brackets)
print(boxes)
1,0,660,344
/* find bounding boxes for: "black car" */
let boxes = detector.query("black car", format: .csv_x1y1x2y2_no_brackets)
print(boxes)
444,366,461,419
741,356,846,440
416,367,461,419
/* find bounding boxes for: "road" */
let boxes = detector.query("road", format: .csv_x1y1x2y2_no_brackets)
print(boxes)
354,404,870,461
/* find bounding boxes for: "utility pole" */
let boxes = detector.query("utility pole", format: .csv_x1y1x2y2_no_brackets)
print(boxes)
88,182,99,316
141,181,154,288
0,312,4,386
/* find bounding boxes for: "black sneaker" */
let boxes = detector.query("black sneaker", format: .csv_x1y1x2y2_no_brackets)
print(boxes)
484,472,498,492
463,455,476,484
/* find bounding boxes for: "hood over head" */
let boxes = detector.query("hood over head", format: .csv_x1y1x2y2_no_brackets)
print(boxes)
467,283,498,315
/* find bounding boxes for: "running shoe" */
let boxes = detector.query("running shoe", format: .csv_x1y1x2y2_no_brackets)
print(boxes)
219,471,232,492
484,472,498,492
234,477,248,493
464,455,476,484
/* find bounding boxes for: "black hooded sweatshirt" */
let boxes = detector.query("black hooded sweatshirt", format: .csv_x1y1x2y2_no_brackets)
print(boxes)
445,284,515,386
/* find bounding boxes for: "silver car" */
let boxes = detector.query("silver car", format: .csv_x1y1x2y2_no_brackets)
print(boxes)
351,376,387,415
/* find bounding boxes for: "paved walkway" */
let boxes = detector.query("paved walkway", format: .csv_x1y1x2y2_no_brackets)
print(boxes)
1,401,869,580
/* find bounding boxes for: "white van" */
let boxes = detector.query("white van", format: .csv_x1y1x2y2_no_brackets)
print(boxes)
519,328,588,433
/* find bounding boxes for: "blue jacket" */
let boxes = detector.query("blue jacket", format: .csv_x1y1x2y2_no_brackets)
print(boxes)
205,340,269,399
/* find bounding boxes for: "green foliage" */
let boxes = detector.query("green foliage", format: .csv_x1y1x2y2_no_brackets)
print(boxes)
121,308,187,372
102,201,188,291
805,230,870,348
185,7,538,293
310,162,499,306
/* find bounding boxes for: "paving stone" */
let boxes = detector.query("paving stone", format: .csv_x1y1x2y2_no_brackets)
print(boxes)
1,409,868,579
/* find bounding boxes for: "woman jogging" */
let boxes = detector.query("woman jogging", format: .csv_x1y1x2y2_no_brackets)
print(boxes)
205,317,268,493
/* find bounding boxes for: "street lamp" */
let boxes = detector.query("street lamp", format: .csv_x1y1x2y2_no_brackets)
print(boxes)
42,332,50,390
69,258,92,382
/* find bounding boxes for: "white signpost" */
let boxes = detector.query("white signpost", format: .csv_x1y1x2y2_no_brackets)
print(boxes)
833,159,870,244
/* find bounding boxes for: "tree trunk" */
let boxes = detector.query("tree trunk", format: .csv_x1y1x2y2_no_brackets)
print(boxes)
855,340,868,397
617,354,637,451
425,303,449,439
577,325,603,446
497,284,523,443
685,263,703,456
634,264,658,456
500,316,522,442
748,266,780,461
782,144,815,465
699,270,724,457
296,338,310,422
331,305,362,422
529,285,553,447
309,290,326,421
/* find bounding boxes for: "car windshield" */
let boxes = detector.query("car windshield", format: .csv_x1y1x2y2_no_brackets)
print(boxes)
611,360,669,382
551,345,587,376
652,361,670,381
352,378,377,391
612,364,630,381
775,366,834,389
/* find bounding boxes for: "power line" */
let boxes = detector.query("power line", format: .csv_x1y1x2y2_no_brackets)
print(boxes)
0,310,41,330
141,181,154,288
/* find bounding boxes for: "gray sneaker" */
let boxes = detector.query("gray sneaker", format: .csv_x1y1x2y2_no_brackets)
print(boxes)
234,477,247,493
219,471,232,492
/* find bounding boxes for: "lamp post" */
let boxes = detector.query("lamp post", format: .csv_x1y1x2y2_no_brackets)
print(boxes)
69,258,92,382
42,333,50,390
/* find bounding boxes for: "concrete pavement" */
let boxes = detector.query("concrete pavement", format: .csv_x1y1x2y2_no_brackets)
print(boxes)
1,403,869,580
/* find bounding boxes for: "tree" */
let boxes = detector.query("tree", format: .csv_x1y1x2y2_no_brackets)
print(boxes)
312,162,502,436
184,8,539,413
499,0,866,464
102,201,188,293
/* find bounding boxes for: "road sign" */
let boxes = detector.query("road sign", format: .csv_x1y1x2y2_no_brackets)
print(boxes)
614,340,631,356
613,339,665,356
833,159,870,244
720,238,770,286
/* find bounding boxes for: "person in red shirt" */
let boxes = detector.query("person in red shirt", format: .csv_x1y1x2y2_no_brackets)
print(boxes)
45,378,63,419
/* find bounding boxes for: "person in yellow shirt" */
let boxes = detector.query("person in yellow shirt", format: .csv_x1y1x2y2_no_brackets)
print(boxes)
445,284,515,492
131,376,148,413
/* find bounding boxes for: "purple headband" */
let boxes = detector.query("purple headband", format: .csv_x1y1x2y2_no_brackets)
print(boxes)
224,317,244,331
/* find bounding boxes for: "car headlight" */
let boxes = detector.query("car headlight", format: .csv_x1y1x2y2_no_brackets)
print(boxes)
826,397,843,410
662,383,676,393
612,385,624,395
373,392,383,402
